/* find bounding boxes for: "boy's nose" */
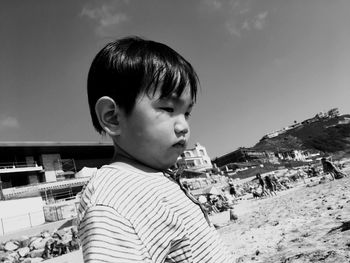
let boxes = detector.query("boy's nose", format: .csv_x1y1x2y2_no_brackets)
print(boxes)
175,116,189,135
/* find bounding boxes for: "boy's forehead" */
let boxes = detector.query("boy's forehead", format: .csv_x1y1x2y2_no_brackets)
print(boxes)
158,92,194,106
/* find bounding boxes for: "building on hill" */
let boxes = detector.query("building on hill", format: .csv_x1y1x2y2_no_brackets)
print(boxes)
175,143,213,172
212,148,279,168
275,150,312,162
0,141,114,201
214,148,318,171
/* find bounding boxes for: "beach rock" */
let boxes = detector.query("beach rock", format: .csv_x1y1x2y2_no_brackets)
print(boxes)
4,241,19,252
17,247,29,257
29,248,44,258
34,237,51,250
7,251,19,261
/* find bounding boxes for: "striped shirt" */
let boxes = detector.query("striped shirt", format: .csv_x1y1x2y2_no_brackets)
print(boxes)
78,164,233,263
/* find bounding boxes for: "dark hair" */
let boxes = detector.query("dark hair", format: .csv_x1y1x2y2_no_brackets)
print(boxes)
87,36,199,134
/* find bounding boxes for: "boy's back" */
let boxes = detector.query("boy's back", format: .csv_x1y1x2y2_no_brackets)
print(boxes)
78,162,232,262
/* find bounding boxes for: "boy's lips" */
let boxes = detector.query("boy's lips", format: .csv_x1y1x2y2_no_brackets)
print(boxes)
172,140,187,149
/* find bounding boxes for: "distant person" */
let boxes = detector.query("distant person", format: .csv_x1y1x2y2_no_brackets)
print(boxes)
77,37,232,262
321,157,347,180
264,175,277,196
270,174,286,191
256,173,270,197
229,181,237,197
307,165,319,178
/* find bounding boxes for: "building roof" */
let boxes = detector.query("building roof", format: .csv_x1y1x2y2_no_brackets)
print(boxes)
0,141,114,159
0,141,113,147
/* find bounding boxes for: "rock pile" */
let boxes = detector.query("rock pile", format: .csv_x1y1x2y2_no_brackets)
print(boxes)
0,227,80,263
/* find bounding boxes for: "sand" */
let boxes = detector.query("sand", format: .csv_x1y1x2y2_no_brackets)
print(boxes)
8,171,350,263
217,175,350,262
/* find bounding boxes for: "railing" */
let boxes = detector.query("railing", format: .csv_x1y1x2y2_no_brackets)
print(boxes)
2,177,90,199
0,162,38,169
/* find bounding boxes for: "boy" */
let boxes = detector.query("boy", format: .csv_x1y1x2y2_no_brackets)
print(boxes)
78,37,233,262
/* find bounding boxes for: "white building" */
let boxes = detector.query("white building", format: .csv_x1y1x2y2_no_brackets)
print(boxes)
175,143,213,172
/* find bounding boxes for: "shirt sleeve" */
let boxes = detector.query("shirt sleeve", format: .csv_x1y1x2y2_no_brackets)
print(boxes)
79,205,153,263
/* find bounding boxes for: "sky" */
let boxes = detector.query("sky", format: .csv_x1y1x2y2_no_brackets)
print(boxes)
1,0,350,158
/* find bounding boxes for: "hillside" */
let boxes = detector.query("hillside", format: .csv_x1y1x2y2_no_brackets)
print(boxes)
253,114,350,155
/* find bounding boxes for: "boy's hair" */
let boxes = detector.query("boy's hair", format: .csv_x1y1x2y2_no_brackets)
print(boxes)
87,36,199,134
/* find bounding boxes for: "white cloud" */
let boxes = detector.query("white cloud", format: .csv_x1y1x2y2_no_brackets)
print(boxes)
241,11,268,32
0,116,19,130
225,21,241,37
81,2,129,35
203,0,223,10
202,0,247,13
253,11,268,30
200,0,268,37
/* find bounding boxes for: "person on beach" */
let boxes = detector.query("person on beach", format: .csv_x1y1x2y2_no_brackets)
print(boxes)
321,157,347,180
77,36,233,263
256,173,270,197
264,175,277,196
229,181,237,197
270,174,286,191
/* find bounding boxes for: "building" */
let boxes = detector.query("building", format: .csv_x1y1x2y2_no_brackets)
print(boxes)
213,148,279,168
175,143,213,172
0,141,114,200
276,150,314,162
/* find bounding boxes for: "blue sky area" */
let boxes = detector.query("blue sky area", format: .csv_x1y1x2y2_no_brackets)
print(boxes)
1,0,350,158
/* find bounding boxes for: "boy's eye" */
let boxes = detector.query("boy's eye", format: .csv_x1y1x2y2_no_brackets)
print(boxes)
185,112,191,119
160,107,174,113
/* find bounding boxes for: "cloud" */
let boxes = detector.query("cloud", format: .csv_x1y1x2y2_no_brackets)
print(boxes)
225,21,241,37
241,11,268,32
202,0,223,10
253,11,268,30
0,116,19,131
202,0,245,13
200,0,269,37
81,1,129,35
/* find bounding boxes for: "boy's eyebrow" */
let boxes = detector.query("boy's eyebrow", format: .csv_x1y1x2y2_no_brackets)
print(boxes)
158,96,195,108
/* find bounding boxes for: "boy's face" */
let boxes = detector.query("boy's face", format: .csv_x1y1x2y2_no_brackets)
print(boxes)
116,86,194,170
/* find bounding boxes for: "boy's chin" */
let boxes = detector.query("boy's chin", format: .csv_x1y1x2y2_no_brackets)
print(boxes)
155,160,178,171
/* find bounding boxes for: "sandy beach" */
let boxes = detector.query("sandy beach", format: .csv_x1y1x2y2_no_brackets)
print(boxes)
217,175,350,262
2,171,349,263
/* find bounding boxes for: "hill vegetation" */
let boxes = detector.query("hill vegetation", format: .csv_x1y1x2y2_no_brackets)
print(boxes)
253,114,350,156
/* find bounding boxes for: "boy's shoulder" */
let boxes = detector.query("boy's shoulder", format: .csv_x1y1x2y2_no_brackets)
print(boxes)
78,163,183,224
83,163,175,205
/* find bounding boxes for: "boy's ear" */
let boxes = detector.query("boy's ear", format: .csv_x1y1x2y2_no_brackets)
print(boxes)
95,96,122,136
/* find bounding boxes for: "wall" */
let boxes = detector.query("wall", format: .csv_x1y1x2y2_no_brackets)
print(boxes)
41,154,61,182
0,197,45,235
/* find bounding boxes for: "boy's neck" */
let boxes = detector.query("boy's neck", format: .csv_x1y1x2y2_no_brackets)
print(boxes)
111,144,163,173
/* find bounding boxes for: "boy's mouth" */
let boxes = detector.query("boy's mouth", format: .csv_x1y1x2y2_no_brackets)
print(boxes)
173,140,187,148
